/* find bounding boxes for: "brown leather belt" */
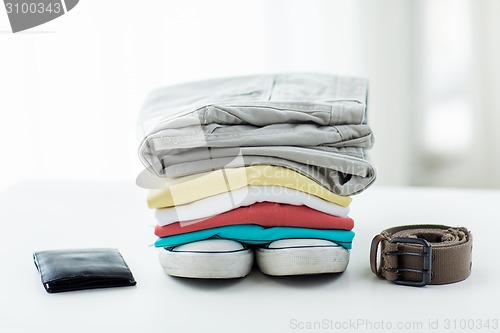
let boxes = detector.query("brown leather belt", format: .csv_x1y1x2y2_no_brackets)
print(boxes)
370,225,472,286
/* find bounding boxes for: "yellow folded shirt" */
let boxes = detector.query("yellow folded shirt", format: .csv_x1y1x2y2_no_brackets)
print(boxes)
147,165,352,208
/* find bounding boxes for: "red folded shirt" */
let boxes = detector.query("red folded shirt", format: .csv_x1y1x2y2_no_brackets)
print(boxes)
155,201,354,237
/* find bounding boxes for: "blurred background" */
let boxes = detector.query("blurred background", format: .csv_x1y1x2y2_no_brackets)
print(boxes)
1,0,499,191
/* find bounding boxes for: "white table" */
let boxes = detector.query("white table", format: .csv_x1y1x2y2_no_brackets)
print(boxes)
1,182,498,332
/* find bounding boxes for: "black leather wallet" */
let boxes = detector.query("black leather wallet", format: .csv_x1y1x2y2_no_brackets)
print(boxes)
33,248,137,293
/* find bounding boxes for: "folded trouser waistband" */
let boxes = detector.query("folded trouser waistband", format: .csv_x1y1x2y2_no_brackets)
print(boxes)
145,123,373,152
137,73,368,139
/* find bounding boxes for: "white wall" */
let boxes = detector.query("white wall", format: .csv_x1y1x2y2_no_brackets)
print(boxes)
1,0,499,190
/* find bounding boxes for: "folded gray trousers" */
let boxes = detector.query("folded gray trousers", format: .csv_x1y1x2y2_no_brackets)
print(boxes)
137,73,376,196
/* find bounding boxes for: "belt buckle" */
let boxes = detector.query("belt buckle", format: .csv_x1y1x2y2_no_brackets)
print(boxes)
370,234,387,278
385,237,433,287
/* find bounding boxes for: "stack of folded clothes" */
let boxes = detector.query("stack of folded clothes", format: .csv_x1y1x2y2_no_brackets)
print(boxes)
136,73,375,279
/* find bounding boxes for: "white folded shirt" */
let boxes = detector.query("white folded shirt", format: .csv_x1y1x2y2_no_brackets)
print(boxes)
155,185,350,226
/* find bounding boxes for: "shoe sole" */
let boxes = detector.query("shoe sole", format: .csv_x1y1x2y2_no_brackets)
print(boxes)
256,243,350,276
159,246,254,279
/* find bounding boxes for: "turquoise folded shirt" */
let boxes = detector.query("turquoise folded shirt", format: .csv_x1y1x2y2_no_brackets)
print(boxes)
154,224,355,249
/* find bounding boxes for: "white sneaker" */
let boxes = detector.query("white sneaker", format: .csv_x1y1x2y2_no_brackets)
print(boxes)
158,239,254,279
255,239,350,276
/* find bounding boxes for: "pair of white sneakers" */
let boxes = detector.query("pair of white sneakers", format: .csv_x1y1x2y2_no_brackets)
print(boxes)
159,238,350,278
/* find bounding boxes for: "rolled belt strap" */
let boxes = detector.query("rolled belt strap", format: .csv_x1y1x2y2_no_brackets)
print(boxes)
370,225,472,286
